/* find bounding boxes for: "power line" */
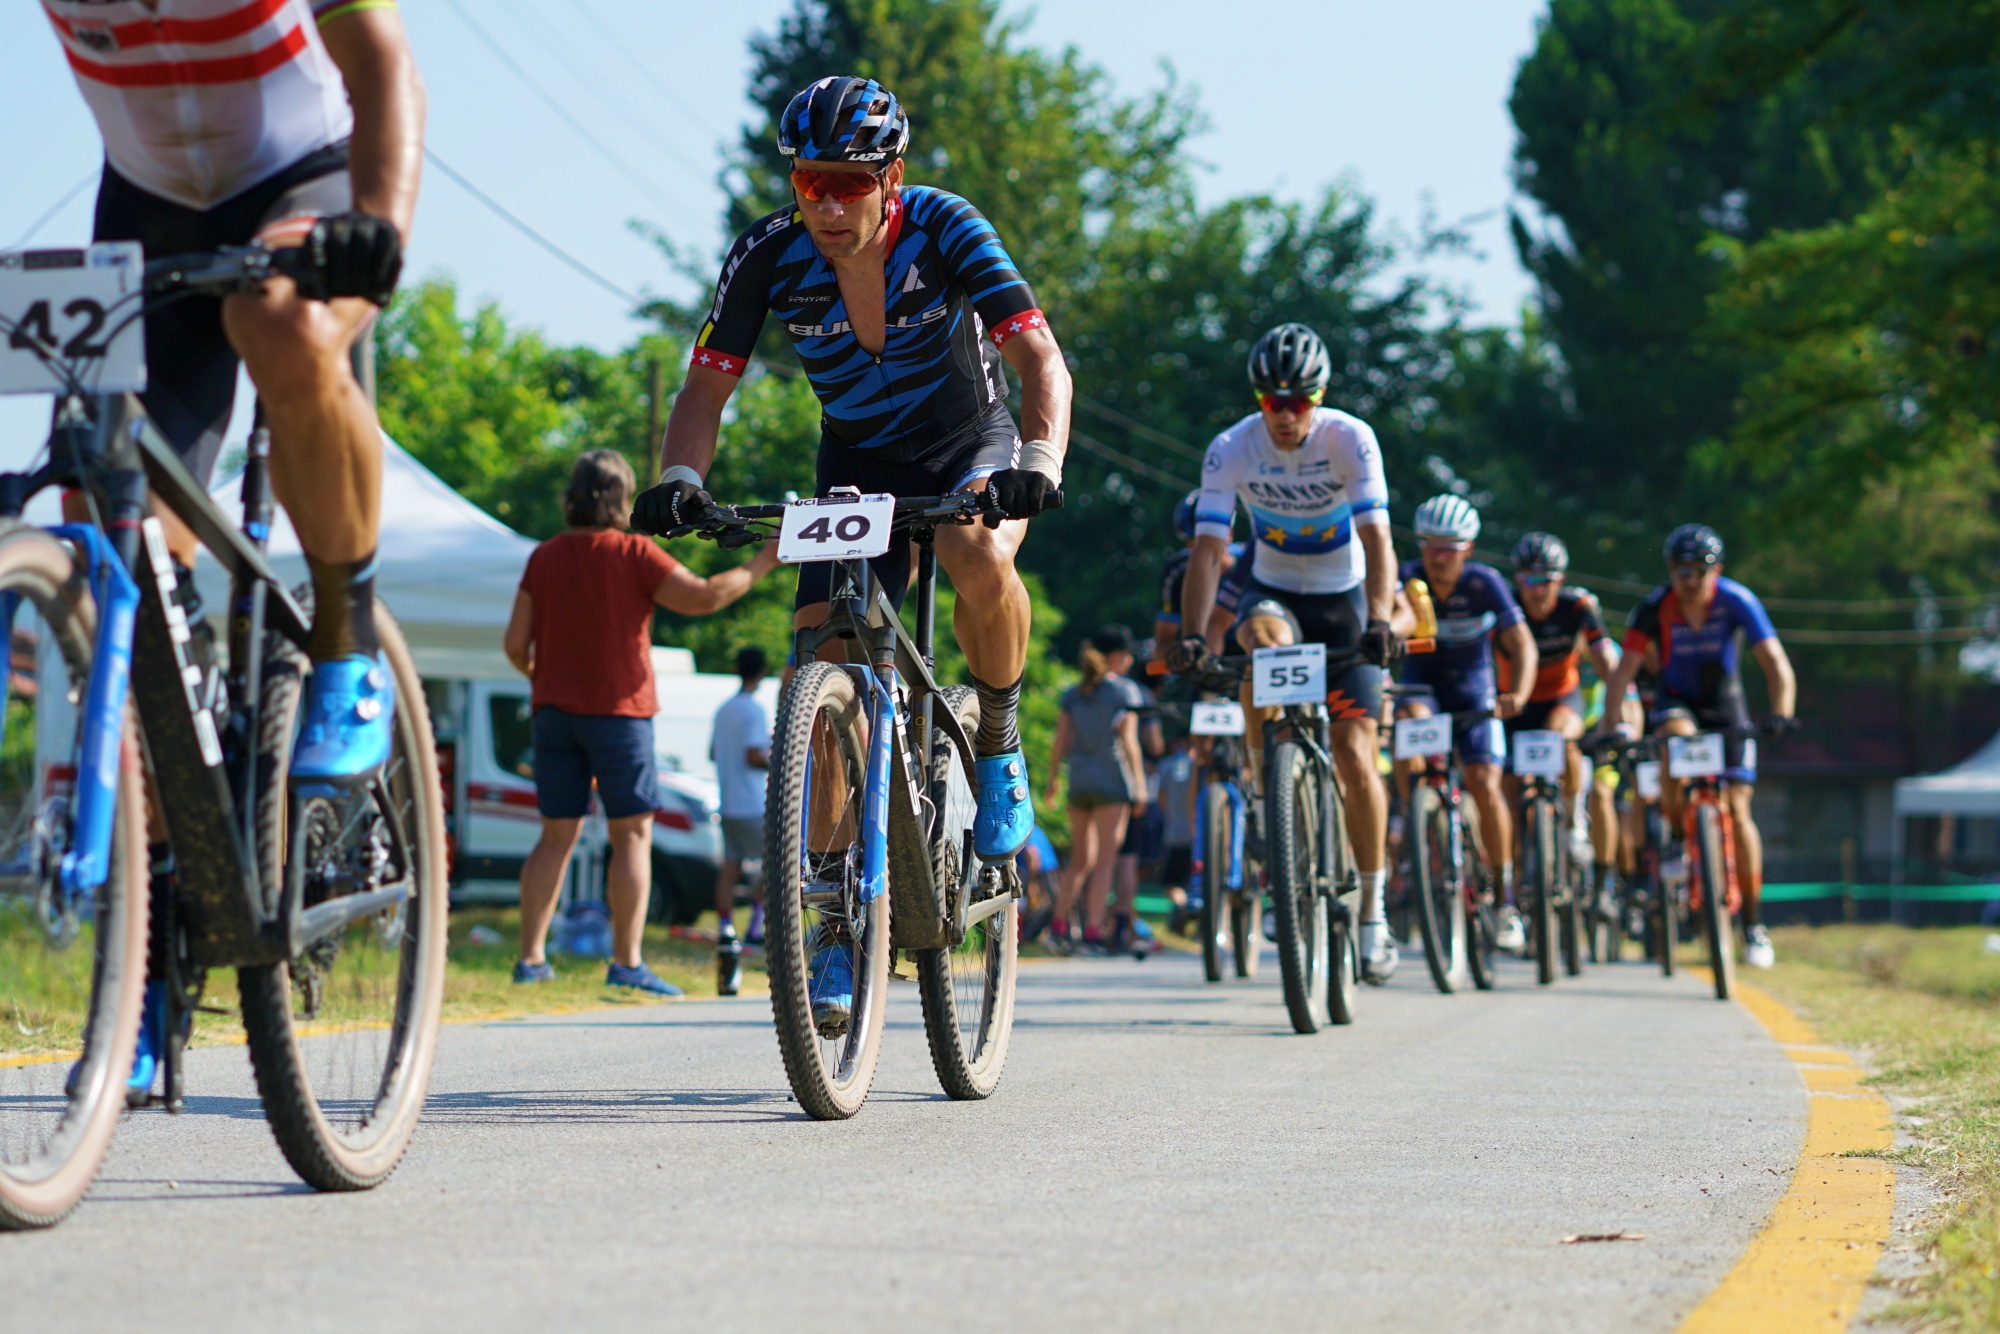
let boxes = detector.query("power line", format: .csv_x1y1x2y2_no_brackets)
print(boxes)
1067,428,1196,492
1074,393,1208,465
561,0,733,144
491,0,714,187
9,171,96,251
424,148,645,310
442,0,684,217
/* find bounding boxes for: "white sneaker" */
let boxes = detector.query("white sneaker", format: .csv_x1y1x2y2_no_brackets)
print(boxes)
1744,924,1775,970
1360,921,1398,984
1494,906,1528,955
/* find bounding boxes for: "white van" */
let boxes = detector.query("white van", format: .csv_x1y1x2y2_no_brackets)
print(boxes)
427,647,779,923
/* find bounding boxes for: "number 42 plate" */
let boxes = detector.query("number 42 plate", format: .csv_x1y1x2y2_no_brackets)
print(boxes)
775,492,895,564
0,244,146,396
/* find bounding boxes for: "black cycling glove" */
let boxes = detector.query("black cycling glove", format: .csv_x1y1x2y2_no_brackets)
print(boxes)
1359,618,1400,668
1759,714,1798,738
987,469,1062,519
631,479,712,537
1165,636,1210,675
300,212,404,306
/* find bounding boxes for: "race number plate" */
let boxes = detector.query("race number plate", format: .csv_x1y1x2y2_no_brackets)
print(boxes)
0,244,146,396
1511,729,1566,779
1250,643,1325,708
775,492,895,564
1189,700,1246,736
1635,760,1663,801
1393,714,1453,760
1667,733,1726,779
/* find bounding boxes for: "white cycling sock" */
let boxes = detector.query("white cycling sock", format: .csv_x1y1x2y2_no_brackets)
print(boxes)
1359,869,1388,923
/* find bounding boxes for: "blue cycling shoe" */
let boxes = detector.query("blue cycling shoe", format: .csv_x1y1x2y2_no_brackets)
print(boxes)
605,962,683,996
291,653,395,787
512,960,556,985
125,979,167,1108
973,750,1035,862
808,943,854,1038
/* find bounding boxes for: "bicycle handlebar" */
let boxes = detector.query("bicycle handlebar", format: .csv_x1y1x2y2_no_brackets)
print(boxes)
673,488,1055,546
143,244,311,299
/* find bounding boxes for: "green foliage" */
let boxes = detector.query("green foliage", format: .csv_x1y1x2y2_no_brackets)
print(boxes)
374,277,680,539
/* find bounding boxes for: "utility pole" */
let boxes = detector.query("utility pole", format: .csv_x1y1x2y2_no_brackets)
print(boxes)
645,355,663,488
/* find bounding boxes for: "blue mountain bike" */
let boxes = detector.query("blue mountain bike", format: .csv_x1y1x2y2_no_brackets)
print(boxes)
682,492,1027,1118
0,244,448,1227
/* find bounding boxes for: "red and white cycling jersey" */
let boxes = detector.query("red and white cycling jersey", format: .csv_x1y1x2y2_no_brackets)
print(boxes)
42,0,354,211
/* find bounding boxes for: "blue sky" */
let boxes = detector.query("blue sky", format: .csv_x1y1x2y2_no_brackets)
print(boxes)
1,0,1549,452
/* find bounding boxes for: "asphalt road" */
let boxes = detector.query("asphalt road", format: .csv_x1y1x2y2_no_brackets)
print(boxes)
1,947,1805,1332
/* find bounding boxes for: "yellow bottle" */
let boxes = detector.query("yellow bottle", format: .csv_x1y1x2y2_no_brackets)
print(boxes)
1405,577,1439,640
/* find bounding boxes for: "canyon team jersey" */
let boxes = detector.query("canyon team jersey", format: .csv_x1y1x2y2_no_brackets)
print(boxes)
1192,408,1390,595
42,0,355,211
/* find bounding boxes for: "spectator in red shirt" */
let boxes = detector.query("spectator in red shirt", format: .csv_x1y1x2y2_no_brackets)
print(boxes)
504,450,779,992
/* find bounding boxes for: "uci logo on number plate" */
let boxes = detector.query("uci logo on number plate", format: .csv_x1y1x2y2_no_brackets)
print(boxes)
1511,729,1566,779
775,492,896,565
1250,643,1326,708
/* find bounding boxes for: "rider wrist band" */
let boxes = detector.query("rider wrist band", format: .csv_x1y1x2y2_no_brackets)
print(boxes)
1019,438,1062,487
660,465,704,489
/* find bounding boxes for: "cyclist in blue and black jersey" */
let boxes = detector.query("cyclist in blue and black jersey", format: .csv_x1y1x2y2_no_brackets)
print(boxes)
632,77,1072,1028
1395,495,1539,952
1597,524,1795,968
1152,490,1254,672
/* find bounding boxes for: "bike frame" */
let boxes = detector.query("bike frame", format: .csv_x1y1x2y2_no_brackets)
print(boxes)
1189,738,1248,898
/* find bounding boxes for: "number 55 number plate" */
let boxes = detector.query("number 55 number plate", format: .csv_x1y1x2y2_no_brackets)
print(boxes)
776,492,895,564
1251,643,1325,708
0,244,146,396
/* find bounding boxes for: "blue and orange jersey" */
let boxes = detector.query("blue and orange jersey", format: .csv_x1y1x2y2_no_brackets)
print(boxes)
690,185,1044,461
1622,577,1776,703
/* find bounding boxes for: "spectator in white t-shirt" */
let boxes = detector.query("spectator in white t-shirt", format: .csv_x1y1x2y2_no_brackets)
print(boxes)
710,647,771,984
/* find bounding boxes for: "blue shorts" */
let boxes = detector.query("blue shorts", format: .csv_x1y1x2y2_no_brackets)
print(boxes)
1396,676,1505,768
531,708,661,820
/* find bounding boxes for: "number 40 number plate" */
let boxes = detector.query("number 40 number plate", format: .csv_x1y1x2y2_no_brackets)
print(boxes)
0,244,146,396
775,492,895,564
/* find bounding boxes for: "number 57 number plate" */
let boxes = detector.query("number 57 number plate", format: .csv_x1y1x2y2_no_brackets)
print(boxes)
0,244,146,396
776,492,895,564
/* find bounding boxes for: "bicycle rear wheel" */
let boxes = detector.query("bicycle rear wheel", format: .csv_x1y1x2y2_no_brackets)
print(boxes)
1695,803,1736,1001
1592,873,1620,965
1654,856,1677,979
1409,784,1464,993
1198,782,1230,983
0,527,146,1229
1525,798,1558,986
1268,741,1329,1034
764,662,890,1119
1231,887,1260,979
917,687,1017,1100
239,606,448,1191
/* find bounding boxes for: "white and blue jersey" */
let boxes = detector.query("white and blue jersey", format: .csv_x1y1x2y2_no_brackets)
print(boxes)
1192,408,1390,596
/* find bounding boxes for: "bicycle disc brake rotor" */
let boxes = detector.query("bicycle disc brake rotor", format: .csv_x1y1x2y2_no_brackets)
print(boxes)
26,795,78,949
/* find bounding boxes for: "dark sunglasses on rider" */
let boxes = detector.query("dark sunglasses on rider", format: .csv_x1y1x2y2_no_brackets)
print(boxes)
1257,392,1322,415
1517,572,1558,586
790,164,892,203
1669,562,1715,580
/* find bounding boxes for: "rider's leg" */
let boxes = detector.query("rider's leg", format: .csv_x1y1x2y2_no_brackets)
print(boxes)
1463,761,1511,893
1329,717,1386,898
1231,612,1296,795
1727,782,1762,924
518,817,585,967
1654,713,1696,828
603,812,656,970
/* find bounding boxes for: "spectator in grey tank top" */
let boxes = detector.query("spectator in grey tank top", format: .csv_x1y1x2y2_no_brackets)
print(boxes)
1043,626,1148,953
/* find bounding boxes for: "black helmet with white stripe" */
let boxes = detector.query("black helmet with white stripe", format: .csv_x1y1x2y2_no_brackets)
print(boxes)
777,76,910,164
1663,523,1725,566
1247,323,1332,398
1511,531,1570,577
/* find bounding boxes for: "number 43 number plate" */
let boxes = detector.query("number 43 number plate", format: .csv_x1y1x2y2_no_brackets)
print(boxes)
0,244,146,396
776,492,895,565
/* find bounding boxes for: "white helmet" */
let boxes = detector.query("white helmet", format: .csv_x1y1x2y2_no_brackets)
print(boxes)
1414,494,1480,543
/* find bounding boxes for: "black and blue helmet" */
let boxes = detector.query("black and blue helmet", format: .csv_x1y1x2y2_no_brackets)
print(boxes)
778,76,910,164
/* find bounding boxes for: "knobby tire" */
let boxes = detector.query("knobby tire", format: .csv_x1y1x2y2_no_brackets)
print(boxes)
1268,741,1328,1035
1696,803,1736,1002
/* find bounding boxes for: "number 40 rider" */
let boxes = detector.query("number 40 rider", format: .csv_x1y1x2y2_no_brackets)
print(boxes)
631,75,1071,871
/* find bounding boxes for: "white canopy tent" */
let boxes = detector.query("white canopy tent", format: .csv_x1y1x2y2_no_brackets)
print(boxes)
195,434,539,679
1890,730,2000,873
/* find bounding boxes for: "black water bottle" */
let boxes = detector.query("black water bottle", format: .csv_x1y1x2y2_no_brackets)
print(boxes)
717,931,743,997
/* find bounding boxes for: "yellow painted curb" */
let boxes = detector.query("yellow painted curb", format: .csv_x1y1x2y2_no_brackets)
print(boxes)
1678,981,1896,1333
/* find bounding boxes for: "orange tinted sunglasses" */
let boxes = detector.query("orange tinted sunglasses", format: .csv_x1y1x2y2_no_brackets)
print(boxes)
1257,391,1322,415
790,164,891,203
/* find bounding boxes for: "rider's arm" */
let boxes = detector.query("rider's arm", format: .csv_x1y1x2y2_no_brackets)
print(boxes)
660,365,740,481
1358,522,1395,623
652,543,780,616
1753,638,1797,718
1494,622,1538,716
1116,711,1146,807
503,590,533,678
999,327,1071,462
1181,536,1230,654
318,6,426,238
